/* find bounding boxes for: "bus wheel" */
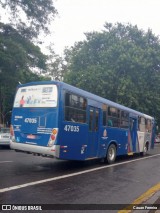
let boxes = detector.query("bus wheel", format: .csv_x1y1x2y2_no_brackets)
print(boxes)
105,144,116,164
140,143,148,156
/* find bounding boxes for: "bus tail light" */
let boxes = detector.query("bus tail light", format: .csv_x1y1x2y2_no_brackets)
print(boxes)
48,128,58,147
51,134,55,141
10,125,16,142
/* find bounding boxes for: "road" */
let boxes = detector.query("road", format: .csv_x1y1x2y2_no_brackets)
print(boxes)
0,144,160,212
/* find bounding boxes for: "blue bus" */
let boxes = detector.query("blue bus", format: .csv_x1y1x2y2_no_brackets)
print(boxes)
10,81,155,164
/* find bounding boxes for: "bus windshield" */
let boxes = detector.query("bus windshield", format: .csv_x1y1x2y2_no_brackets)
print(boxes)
13,84,58,108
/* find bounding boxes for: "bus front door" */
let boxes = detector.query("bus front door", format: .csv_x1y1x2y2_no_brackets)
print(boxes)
88,106,99,158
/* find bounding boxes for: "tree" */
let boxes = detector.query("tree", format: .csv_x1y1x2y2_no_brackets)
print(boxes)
0,0,58,126
0,0,57,40
46,45,67,81
0,23,49,125
64,23,160,125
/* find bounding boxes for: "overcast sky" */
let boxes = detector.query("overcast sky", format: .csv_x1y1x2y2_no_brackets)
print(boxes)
45,0,160,55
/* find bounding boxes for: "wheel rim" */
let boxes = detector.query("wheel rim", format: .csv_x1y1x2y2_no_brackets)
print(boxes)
144,145,147,154
109,147,115,161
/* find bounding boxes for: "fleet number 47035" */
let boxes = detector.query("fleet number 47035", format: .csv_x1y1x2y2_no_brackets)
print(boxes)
64,125,79,132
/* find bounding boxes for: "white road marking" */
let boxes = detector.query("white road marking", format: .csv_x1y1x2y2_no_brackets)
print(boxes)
0,161,13,164
0,153,160,193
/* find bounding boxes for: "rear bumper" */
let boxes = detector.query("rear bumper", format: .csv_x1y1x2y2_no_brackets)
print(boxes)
10,140,60,158
0,139,10,146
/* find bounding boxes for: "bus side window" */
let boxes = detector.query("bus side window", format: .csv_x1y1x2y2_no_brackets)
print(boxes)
102,104,107,126
121,111,129,129
138,117,146,132
129,118,134,130
107,106,120,127
145,119,152,132
95,109,99,131
89,109,93,131
64,92,87,123
108,119,113,127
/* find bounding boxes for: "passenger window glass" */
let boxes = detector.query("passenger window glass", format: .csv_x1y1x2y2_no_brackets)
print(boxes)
89,109,94,131
145,119,152,132
138,117,146,132
102,104,107,126
95,110,99,131
121,111,129,128
107,107,120,127
64,92,87,123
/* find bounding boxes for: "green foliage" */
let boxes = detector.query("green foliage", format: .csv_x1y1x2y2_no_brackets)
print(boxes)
0,0,57,39
46,46,67,81
64,23,160,125
0,0,58,125
0,23,49,124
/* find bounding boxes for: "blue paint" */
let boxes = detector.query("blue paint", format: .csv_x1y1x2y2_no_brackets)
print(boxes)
11,81,155,161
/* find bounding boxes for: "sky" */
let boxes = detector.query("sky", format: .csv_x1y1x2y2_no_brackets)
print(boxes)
44,0,160,55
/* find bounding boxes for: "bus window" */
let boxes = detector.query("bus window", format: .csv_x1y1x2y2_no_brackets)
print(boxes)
89,109,94,131
102,104,107,126
138,117,146,132
13,85,58,108
107,107,120,127
108,119,113,127
145,119,152,132
89,108,99,131
64,92,87,123
95,109,99,131
121,111,129,128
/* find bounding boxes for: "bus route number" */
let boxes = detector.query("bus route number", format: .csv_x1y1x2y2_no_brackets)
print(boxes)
64,125,79,132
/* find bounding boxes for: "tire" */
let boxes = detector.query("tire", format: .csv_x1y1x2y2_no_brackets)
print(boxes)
105,144,117,164
140,143,148,156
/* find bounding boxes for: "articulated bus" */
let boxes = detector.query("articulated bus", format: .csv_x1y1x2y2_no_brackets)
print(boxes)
10,81,155,164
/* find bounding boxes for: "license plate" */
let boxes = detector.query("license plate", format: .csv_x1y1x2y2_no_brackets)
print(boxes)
3,136,9,138
27,134,36,139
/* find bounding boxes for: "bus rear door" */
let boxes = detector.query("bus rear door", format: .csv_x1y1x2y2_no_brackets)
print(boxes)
129,117,138,153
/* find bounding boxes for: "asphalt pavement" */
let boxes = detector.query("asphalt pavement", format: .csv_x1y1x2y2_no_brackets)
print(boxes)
119,143,160,213
1,143,160,213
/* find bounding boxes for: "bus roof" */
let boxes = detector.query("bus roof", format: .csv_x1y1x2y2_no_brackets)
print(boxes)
17,81,154,120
